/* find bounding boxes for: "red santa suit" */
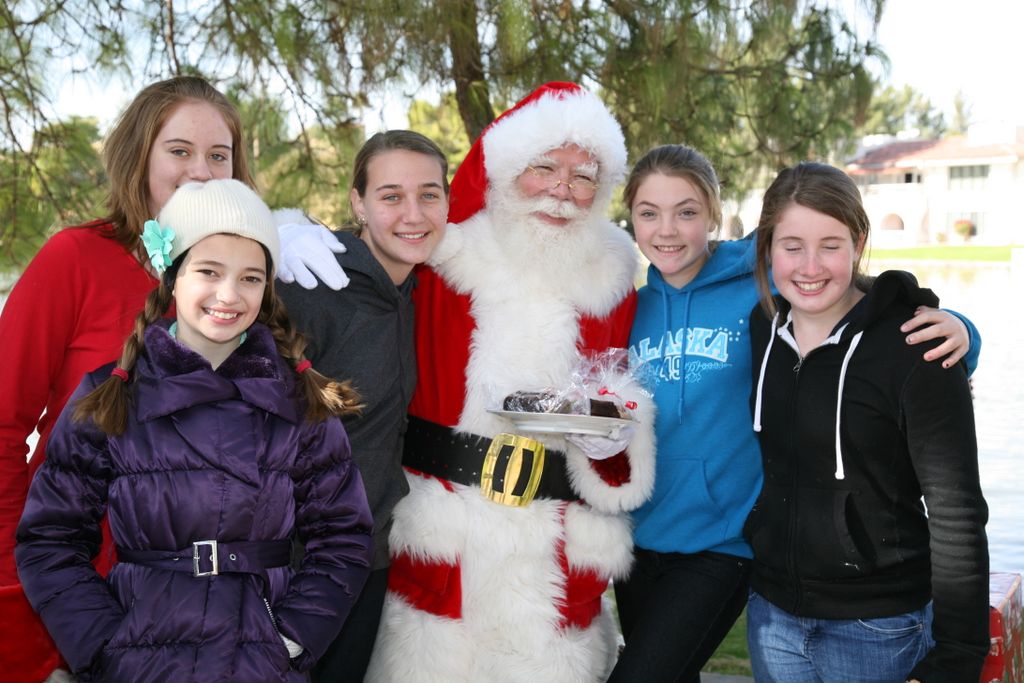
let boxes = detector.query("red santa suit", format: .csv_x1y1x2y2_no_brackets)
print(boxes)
366,83,655,682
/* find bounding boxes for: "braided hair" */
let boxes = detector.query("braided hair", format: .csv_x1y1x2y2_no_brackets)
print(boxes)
74,250,361,435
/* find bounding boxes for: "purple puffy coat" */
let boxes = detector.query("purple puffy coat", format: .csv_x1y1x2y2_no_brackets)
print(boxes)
15,321,372,682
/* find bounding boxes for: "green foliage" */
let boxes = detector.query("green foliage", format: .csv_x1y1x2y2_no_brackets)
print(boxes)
0,116,106,269
953,218,975,239
596,2,881,201
1,0,890,267
951,90,972,135
861,83,946,137
408,93,472,171
229,86,363,226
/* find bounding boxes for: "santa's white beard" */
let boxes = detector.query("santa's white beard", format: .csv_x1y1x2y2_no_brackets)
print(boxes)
486,187,605,271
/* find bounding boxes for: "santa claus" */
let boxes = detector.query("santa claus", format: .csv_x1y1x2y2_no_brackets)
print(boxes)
364,82,656,682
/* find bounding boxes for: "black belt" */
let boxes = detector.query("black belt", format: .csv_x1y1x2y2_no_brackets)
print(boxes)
403,416,580,504
117,539,291,578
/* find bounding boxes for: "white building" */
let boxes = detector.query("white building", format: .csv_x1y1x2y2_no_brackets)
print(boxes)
724,124,1024,248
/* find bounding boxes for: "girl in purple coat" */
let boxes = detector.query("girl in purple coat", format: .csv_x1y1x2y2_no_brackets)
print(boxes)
15,179,373,682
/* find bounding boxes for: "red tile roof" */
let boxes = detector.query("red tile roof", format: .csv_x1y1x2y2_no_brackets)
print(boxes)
847,140,938,173
846,134,1024,175
902,136,1024,164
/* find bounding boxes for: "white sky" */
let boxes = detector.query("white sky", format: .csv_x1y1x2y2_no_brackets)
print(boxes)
874,0,1024,126
49,2,1024,134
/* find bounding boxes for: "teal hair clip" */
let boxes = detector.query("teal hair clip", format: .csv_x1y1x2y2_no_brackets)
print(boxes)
141,219,176,273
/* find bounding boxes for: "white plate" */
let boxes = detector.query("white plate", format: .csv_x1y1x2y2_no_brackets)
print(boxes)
488,409,634,437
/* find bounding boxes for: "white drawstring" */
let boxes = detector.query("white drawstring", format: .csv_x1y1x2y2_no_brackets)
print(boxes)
833,331,863,480
753,312,779,433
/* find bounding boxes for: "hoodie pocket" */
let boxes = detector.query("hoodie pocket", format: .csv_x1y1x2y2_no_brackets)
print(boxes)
796,488,876,579
743,486,787,567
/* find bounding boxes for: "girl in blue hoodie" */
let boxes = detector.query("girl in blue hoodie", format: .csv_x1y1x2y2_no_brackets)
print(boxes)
609,145,977,683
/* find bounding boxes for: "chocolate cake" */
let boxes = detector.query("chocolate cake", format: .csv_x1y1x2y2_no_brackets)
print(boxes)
588,398,624,418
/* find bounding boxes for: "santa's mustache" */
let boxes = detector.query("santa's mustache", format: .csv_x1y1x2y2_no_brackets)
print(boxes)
522,196,583,221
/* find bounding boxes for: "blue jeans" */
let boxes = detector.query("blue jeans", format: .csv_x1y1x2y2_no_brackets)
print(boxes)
746,590,934,683
609,549,751,683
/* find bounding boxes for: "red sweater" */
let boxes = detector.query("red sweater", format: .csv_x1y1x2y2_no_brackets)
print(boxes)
0,221,156,682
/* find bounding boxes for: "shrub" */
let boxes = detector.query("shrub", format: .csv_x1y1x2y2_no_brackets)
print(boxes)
954,219,976,239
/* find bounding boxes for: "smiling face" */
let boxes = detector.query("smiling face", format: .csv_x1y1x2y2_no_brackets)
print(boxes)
173,234,267,368
513,144,598,227
631,172,714,289
350,148,448,284
146,101,234,217
770,203,866,326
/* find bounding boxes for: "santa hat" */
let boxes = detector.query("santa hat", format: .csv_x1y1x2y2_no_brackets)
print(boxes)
448,82,627,225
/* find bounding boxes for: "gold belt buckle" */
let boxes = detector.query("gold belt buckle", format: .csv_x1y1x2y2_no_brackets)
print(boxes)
480,433,546,507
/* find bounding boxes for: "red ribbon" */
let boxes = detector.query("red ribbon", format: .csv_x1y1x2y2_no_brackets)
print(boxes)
598,386,637,410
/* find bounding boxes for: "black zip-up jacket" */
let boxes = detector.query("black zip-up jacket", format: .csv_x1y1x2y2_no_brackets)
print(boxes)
279,231,415,571
746,270,989,683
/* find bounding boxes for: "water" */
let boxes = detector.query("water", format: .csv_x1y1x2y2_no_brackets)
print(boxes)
2,261,1022,574
870,259,1024,575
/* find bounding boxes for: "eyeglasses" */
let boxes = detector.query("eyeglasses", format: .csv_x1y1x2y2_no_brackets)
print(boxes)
525,165,599,200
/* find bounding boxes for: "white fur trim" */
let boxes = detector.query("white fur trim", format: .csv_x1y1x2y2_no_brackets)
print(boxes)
388,470,470,563
271,207,309,226
366,596,472,682
563,505,635,580
367,595,618,682
377,483,623,682
565,379,657,513
483,90,627,207
426,222,464,269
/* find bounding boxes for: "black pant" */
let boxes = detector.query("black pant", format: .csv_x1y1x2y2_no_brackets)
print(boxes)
312,567,389,683
608,549,751,683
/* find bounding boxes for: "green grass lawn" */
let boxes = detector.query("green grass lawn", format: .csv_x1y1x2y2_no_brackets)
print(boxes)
868,244,1020,262
703,609,752,676
608,585,752,676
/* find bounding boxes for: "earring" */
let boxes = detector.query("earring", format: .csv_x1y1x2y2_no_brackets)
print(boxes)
357,215,366,225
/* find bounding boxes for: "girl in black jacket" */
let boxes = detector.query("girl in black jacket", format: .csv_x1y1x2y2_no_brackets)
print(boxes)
746,162,989,683
277,130,450,682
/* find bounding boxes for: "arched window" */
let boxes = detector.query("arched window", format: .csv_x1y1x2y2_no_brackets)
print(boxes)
880,213,904,231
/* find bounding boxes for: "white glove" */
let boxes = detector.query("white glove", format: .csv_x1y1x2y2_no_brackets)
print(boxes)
281,633,304,658
277,222,350,290
566,425,635,460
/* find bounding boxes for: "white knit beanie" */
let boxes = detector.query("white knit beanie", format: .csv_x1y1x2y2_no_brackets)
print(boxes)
156,179,280,274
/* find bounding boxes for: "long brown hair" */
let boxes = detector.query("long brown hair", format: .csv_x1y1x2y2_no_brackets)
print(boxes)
101,76,254,254
754,162,872,319
74,248,361,435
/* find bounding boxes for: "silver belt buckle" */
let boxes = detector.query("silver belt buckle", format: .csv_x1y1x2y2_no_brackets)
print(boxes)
193,540,219,577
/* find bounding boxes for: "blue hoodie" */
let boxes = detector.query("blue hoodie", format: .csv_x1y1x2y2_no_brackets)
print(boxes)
628,238,762,558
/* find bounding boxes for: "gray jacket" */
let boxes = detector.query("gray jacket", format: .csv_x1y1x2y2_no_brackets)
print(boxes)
278,231,415,570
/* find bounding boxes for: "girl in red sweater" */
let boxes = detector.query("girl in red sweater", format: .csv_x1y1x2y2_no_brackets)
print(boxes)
0,76,254,683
